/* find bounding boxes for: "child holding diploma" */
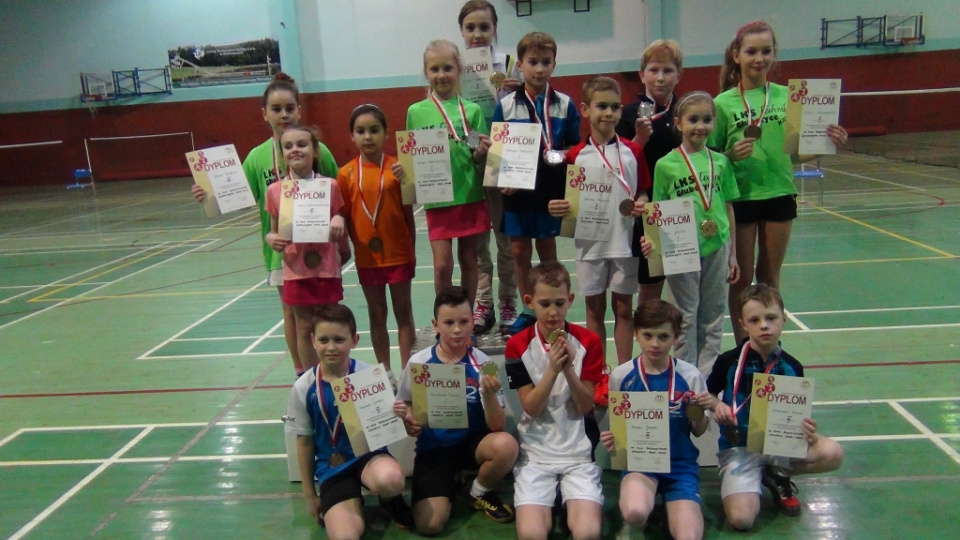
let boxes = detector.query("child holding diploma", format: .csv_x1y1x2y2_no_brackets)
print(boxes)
505,261,605,540
600,299,710,540
191,73,339,378
458,0,522,335
338,104,416,385
698,284,843,529
265,125,350,370
284,304,414,536
548,76,651,367
406,40,492,309
638,91,739,375
711,21,847,343
394,286,518,533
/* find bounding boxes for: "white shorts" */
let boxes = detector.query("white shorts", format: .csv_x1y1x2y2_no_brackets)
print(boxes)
718,446,792,499
575,257,639,297
513,461,604,507
267,269,283,287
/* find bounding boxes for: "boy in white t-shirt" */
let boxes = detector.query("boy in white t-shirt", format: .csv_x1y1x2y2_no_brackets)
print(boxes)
506,261,605,540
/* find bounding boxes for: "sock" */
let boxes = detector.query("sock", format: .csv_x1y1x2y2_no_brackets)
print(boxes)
469,478,490,498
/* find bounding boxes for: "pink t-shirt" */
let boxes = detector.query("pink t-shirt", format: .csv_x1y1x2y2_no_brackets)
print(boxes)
266,176,350,281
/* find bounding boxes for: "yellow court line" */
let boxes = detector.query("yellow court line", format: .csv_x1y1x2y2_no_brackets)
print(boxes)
810,204,957,258
784,255,952,267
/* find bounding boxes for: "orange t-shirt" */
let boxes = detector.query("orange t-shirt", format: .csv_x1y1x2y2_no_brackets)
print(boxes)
338,155,415,269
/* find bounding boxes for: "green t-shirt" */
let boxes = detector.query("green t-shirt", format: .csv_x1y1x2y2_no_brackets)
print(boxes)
405,96,488,210
708,83,793,202
653,147,740,257
243,138,339,271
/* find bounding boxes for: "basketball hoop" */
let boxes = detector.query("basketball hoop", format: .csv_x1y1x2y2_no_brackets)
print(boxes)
900,37,919,47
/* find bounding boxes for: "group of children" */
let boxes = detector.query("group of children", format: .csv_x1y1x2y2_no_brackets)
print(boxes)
193,1,851,537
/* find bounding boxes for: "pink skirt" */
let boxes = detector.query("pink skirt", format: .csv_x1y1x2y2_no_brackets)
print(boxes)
425,200,491,241
357,262,416,287
281,277,343,306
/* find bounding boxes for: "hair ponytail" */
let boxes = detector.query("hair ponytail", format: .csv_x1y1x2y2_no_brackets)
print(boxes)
718,20,777,93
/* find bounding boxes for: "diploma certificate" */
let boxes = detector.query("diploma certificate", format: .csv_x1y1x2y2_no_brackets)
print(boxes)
559,165,616,240
277,178,331,242
484,122,542,190
460,47,498,119
643,199,700,275
333,366,408,454
410,363,469,429
186,144,256,217
746,373,815,459
784,79,842,155
396,129,454,205
608,392,671,473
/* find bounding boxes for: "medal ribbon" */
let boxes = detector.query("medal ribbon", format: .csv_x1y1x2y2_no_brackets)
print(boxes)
534,321,567,354
356,155,385,227
316,365,346,449
636,356,690,411
524,85,554,149
644,93,674,122
738,82,770,129
730,343,780,417
677,145,716,211
589,135,632,199
271,140,285,183
430,92,472,144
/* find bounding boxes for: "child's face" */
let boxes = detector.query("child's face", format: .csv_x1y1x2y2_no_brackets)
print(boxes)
424,48,461,99
262,90,300,136
734,31,775,83
433,301,474,351
581,90,622,140
460,9,496,48
312,321,359,365
280,129,316,174
351,113,385,159
526,282,573,335
640,60,680,104
635,323,678,364
739,300,785,351
519,49,555,94
675,100,715,148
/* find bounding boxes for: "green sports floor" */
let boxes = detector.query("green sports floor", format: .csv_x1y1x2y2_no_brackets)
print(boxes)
1,148,959,539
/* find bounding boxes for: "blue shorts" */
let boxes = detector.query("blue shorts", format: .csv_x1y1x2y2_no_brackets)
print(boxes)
622,468,701,503
502,209,561,239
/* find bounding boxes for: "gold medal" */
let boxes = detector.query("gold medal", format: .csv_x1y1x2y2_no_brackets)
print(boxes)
744,125,762,139
686,404,705,421
618,198,634,217
480,361,499,377
328,452,346,467
368,237,383,253
489,71,507,89
700,219,719,238
304,250,322,269
547,329,566,344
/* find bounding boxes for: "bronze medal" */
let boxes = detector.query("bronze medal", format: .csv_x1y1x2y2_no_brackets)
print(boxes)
544,149,565,166
304,250,322,269
368,237,383,253
686,404,705,421
328,452,346,467
744,124,762,139
618,198,634,217
700,219,719,238
480,361,499,377
489,71,507,89
547,329,566,344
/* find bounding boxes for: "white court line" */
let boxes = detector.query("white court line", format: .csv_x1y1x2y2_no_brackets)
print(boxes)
1,283,110,289
785,309,811,331
780,322,960,334
0,428,26,449
0,240,216,330
817,397,960,406
243,319,285,354
791,305,960,316
12,197,163,236
0,243,197,256
888,401,960,466
7,426,154,540
820,166,930,193
204,209,258,230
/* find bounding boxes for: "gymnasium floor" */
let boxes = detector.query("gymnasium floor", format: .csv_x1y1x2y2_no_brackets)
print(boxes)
1,147,958,539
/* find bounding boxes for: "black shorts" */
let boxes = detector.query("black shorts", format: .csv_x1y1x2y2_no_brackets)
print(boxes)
632,219,666,285
318,450,388,514
411,430,490,503
732,194,798,224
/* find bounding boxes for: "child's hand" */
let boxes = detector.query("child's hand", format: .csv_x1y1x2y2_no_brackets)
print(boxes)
713,402,737,426
730,137,756,161
827,124,848,149
547,199,571,217
473,134,492,160
480,374,501,398
329,215,346,241
265,232,289,252
634,116,654,146
802,418,821,446
305,493,323,524
631,199,647,218
727,257,740,284
692,391,719,411
600,430,615,452
547,336,570,375
190,183,208,203
392,400,407,418
391,162,405,181
501,78,521,93
638,235,654,258
500,187,517,195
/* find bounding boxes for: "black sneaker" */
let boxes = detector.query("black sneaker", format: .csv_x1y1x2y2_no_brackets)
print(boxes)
761,465,802,517
380,495,416,530
471,490,515,523
507,312,537,335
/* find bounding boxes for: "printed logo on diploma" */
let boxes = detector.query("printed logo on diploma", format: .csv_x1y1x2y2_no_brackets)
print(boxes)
396,129,455,205
608,391,671,473
784,79,841,155
185,144,256,217
746,373,815,459
410,363,469,429
483,122,542,190
332,366,407,454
